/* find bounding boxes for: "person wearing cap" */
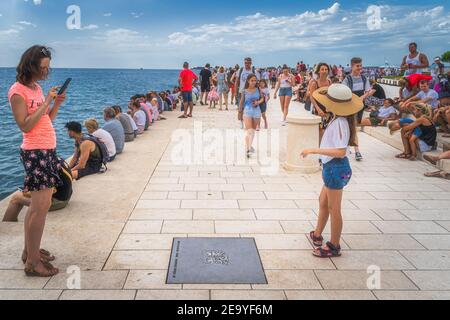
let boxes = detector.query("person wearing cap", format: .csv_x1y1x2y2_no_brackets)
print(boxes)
178,62,198,119
300,84,363,258
433,57,445,82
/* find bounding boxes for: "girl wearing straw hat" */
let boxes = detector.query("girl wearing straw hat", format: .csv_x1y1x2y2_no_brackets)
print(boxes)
301,84,363,258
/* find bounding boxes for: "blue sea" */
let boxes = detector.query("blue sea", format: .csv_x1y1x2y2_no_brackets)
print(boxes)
0,68,181,200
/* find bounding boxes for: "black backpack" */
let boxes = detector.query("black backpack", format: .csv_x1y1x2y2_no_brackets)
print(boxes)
141,107,150,130
53,157,73,202
439,77,450,99
345,74,369,93
83,134,109,172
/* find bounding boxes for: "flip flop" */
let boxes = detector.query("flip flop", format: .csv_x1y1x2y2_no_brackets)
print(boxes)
178,115,188,119
22,249,55,264
395,153,410,159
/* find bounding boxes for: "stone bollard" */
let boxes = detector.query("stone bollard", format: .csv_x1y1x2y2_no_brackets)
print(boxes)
283,115,322,173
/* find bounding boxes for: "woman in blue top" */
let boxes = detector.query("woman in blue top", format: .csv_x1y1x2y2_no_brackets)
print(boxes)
238,74,264,158
301,84,363,258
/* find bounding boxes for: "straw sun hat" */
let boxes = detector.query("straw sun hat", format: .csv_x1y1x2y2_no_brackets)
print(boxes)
312,84,363,117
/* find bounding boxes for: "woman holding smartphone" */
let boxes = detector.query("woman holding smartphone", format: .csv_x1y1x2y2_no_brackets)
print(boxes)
274,65,295,126
8,45,66,277
300,84,362,258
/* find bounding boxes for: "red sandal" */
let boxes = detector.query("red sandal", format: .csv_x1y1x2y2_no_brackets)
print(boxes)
309,231,323,247
313,242,342,258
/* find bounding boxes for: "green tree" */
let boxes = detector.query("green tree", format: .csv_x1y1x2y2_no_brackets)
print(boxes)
442,51,450,63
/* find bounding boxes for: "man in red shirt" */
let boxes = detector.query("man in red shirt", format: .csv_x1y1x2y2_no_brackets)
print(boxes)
178,62,198,119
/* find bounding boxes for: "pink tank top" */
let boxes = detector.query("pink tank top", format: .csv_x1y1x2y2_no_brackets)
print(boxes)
8,82,56,150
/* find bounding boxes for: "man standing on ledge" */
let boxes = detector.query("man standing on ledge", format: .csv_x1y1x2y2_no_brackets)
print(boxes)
199,63,212,106
401,42,429,76
178,62,198,119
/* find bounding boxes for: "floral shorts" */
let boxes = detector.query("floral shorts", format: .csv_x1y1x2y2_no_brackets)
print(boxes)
322,157,352,190
20,149,63,193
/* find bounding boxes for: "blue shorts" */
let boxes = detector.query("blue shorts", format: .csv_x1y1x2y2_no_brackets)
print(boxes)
260,102,267,113
182,91,193,103
399,118,422,137
243,106,262,119
279,87,293,97
322,157,352,190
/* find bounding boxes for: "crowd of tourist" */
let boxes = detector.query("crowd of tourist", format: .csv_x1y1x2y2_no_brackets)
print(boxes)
3,41,450,277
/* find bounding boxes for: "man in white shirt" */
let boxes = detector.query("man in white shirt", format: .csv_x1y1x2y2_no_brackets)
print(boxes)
402,80,439,111
84,118,117,161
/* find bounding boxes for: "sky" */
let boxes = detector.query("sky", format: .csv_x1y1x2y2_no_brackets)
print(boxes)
0,0,449,69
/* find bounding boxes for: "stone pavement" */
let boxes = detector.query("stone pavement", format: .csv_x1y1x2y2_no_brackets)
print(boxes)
1,94,450,300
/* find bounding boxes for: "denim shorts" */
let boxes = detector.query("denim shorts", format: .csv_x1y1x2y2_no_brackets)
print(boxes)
279,87,293,97
399,118,422,137
322,157,352,190
182,91,193,103
260,102,267,113
243,106,262,119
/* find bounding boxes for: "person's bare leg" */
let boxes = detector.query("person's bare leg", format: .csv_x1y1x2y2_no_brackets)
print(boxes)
284,96,292,121
219,93,223,110
409,136,418,158
360,118,372,127
224,93,229,110
189,101,193,117
314,186,329,237
25,188,58,275
401,129,411,155
279,96,286,120
244,117,254,151
3,191,29,222
262,113,268,129
328,188,344,247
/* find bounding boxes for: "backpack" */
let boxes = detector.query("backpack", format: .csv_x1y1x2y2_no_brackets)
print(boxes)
52,157,73,202
439,77,450,99
82,134,109,173
345,74,369,93
141,107,150,130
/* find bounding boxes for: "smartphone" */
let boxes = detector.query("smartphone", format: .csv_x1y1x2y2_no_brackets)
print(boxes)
58,78,72,95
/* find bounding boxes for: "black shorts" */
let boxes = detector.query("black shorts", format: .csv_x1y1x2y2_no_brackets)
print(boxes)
76,164,101,180
201,83,211,92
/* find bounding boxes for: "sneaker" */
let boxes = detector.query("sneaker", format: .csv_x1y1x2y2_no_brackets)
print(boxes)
355,152,363,161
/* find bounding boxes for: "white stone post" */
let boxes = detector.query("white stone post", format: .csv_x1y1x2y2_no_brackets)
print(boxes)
283,115,322,173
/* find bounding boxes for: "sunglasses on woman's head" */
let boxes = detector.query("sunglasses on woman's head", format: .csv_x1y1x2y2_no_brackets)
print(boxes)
41,47,50,57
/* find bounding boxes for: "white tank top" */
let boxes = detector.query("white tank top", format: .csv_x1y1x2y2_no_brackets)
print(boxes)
405,52,423,75
280,75,292,88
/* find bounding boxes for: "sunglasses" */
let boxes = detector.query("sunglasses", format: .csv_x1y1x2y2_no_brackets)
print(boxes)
41,47,50,57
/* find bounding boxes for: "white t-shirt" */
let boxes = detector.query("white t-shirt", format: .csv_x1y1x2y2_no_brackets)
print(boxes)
93,128,116,157
378,106,398,118
124,113,138,131
239,67,261,93
261,88,270,102
319,117,350,165
416,89,439,108
133,109,146,131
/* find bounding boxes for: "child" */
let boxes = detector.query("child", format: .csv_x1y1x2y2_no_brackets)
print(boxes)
259,80,270,129
239,74,264,158
360,98,398,127
208,85,219,109
396,105,437,161
300,84,363,258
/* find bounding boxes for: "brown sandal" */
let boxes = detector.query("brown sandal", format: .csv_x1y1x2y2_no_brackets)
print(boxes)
24,262,59,277
22,249,55,264
309,231,323,247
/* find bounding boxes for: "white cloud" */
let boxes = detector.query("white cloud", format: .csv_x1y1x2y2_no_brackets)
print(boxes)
131,12,144,19
81,24,99,30
166,3,450,54
103,13,112,17
17,21,37,28
24,0,42,5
